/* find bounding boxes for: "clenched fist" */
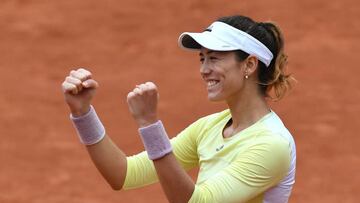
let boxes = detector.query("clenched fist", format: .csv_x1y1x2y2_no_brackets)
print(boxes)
127,82,159,127
62,68,99,117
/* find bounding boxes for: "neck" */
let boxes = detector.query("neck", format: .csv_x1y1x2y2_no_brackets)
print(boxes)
226,87,270,132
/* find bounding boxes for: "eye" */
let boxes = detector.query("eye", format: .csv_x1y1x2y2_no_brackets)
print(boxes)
199,57,205,63
210,56,218,61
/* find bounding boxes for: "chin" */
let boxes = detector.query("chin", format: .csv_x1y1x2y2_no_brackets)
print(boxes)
207,94,225,102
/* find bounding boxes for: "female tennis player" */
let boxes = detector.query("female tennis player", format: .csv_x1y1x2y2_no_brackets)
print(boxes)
62,15,296,203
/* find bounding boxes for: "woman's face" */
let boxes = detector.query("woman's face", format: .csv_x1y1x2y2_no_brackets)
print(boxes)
199,48,246,102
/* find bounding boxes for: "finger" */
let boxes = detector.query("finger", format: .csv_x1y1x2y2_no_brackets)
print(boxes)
145,81,155,87
82,79,99,89
77,68,92,79
70,70,90,82
145,82,157,90
127,92,136,101
62,81,78,94
145,82,158,95
65,76,82,86
137,84,149,92
65,76,83,90
133,87,142,95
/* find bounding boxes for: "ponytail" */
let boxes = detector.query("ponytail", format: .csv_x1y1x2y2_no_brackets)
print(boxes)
260,22,295,101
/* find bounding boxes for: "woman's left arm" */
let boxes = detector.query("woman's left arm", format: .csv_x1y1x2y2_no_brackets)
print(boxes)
126,82,291,203
126,81,196,203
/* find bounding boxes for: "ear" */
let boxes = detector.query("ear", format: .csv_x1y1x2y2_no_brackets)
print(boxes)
244,56,258,76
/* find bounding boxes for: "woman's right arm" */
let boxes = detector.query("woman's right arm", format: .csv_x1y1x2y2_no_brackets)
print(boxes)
61,68,127,190
86,135,127,190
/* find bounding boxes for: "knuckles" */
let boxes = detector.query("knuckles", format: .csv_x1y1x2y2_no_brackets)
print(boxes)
127,92,136,100
62,82,76,93
130,86,157,96
127,82,159,102
63,70,159,100
69,68,92,81
62,68,96,95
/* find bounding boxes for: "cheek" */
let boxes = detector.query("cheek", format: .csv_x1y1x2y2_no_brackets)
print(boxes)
226,77,242,89
224,67,244,83
223,72,245,93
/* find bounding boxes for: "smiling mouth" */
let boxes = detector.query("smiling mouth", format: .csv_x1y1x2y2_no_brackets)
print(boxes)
207,80,219,88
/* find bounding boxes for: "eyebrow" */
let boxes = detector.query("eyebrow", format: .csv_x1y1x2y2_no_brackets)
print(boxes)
199,50,215,56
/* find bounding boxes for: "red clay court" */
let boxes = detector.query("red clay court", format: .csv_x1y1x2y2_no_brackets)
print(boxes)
0,0,359,202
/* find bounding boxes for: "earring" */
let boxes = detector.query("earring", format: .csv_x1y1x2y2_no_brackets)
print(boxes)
245,75,249,79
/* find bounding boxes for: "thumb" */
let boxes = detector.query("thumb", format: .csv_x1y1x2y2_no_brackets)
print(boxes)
82,79,99,89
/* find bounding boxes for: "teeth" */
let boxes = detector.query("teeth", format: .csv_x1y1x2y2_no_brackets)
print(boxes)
207,80,218,87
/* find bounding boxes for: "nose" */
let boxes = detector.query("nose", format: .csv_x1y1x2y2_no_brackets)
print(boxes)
200,60,211,75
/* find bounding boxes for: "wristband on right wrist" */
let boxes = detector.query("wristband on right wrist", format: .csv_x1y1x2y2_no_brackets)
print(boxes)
70,105,106,145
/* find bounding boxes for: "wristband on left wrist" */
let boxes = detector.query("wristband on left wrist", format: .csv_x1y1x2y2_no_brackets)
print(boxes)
138,120,172,160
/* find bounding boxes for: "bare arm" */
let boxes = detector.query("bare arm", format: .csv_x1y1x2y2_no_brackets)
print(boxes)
127,82,196,202
62,68,127,190
62,69,197,200
86,135,127,190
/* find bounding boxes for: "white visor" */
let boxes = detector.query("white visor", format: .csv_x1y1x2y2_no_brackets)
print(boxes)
178,21,273,67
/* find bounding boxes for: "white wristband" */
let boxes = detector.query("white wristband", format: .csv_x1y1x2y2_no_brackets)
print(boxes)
138,120,172,160
70,105,106,145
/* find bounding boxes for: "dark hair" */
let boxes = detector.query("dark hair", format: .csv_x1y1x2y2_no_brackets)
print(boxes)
217,15,295,100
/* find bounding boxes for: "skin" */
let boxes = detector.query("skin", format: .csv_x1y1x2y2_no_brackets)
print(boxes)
199,48,270,137
62,68,127,190
61,48,271,202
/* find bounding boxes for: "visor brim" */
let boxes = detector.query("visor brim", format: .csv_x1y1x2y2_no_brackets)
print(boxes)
178,32,238,51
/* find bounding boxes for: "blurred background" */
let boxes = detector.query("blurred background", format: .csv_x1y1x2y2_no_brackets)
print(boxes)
0,0,359,202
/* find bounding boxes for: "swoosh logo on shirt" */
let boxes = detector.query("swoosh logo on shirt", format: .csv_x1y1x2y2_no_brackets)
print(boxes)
216,144,224,152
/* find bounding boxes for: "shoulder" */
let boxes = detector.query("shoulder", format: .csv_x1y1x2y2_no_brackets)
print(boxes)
191,109,230,129
176,109,230,142
252,133,291,153
259,111,296,147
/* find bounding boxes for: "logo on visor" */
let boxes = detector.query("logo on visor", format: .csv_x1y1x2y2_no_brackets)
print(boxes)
204,25,213,32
